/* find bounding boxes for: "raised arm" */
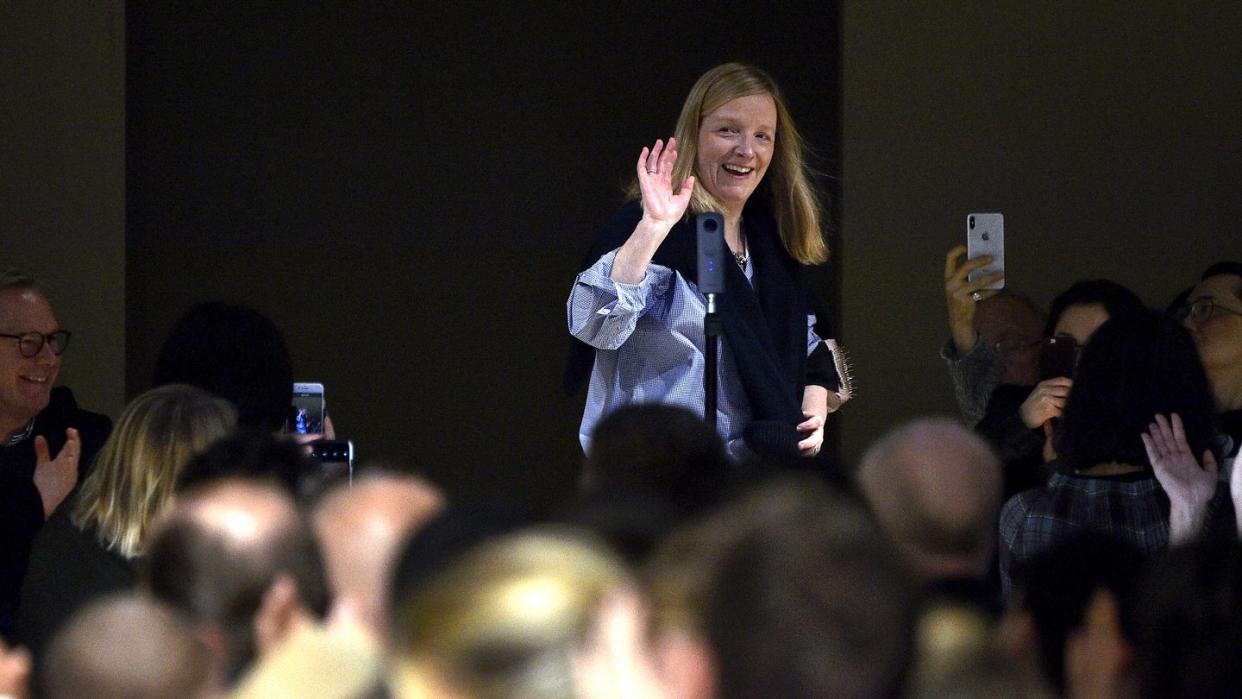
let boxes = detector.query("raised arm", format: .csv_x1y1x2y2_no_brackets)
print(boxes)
943,245,1003,355
1143,413,1219,545
610,138,695,284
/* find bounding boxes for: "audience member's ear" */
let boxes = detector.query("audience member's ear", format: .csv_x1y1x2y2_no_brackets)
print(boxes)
654,629,717,699
1065,587,1132,699
254,575,305,656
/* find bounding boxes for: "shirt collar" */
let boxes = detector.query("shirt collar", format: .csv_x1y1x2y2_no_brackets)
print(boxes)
4,420,35,447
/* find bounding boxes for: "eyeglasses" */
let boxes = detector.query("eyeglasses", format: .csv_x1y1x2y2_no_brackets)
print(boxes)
1176,297,1242,324
0,330,72,358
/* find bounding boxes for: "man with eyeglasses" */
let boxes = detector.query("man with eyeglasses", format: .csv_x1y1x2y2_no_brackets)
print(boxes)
0,270,111,642
1180,262,1242,462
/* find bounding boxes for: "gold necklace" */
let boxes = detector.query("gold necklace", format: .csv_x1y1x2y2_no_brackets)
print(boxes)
733,226,748,270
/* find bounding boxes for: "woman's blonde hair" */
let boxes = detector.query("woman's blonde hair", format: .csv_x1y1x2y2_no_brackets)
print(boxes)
72,384,237,559
632,62,828,265
390,528,629,698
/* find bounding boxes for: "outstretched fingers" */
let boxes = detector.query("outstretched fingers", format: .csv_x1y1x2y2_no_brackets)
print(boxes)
34,435,48,462
944,245,967,280
657,137,678,174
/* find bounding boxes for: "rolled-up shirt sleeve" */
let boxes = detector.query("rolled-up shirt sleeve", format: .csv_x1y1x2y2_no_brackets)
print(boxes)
568,249,672,350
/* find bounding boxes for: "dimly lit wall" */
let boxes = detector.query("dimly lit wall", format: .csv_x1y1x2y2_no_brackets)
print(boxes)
0,3,126,418
840,2,1241,464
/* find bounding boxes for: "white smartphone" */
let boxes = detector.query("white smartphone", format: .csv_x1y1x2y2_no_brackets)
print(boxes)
290,382,325,435
967,213,1004,290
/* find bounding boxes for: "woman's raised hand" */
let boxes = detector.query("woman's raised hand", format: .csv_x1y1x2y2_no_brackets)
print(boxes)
611,138,697,284
636,138,695,229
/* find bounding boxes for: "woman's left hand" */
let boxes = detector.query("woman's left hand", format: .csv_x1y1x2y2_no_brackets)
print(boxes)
797,385,835,457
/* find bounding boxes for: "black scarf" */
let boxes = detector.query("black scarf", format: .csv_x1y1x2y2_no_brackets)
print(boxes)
566,198,823,456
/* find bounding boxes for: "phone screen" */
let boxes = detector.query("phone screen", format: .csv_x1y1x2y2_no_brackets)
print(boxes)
291,384,325,435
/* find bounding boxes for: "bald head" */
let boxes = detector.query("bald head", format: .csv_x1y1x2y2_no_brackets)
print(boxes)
144,479,328,678
313,473,444,635
42,593,216,699
857,419,1002,579
182,478,302,542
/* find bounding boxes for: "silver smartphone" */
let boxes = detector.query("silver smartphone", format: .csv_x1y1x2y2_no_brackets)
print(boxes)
967,213,1004,290
290,382,325,435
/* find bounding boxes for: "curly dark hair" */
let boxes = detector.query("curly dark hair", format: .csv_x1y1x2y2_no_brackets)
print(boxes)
1056,309,1218,471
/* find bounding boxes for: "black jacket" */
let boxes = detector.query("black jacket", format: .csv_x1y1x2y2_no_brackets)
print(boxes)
0,386,111,641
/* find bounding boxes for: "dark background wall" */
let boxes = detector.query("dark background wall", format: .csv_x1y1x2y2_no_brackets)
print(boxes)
125,2,842,507
1,2,126,418
838,2,1241,466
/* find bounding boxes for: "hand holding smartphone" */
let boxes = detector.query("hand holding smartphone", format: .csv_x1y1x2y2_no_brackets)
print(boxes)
967,213,1004,290
288,382,355,490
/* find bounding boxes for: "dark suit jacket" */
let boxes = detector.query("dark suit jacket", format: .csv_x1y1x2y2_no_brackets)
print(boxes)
0,386,111,641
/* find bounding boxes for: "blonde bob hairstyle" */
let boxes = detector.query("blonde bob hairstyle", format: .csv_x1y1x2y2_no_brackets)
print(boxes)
633,62,828,265
72,384,237,559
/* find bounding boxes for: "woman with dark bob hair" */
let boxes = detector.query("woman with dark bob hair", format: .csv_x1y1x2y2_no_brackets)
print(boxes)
998,309,1219,596
567,63,847,460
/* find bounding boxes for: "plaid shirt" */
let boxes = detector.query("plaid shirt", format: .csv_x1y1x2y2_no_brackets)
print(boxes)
998,470,1169,598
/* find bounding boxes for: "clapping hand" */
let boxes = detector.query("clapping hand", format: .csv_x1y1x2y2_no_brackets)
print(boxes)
33,427,80,519
1143,413,1218,544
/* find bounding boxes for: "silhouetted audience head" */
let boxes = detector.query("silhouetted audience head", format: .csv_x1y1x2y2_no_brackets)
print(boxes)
143,479,329,682
1132,540,1242,698
41,593,217,699
388,528,629,698
1055,309,1218,472
1008,532,1144,694
583,404,733,514
389,501,535,624
178,428,316,499
858,418,1002,581
153,302,293,432
708,479,915,699
312,471,444,638
72,384,237,559
646,475,916,699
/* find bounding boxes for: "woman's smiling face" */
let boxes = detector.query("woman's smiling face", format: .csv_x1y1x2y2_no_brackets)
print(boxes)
695,92,777,216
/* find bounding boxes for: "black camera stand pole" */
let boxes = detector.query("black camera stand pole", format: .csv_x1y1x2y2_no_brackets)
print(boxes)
696,212,726,431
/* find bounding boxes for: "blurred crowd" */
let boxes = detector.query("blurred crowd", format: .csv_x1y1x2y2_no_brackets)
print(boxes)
0,256,1238,698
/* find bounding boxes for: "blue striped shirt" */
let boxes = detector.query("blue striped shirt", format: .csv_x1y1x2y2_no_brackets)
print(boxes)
568,249,820,458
